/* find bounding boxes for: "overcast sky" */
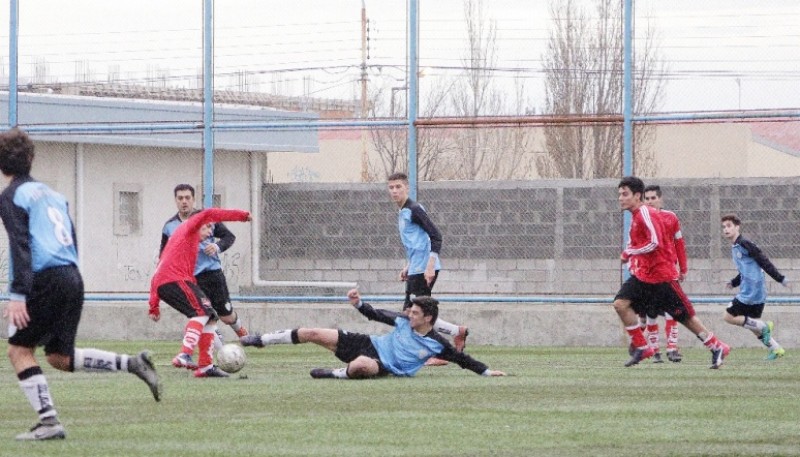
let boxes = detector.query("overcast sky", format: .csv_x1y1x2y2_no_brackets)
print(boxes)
1,0,798,114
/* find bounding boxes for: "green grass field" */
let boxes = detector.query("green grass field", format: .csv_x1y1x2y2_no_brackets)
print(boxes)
0,341,798,457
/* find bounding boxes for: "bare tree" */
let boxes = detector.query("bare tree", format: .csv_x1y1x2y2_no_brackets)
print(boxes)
368,78,455,181
538,0,664,178
444,0,535,181
369,0,536,182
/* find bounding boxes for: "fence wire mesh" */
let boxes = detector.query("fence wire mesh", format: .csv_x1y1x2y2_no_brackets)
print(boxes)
1,1,798,302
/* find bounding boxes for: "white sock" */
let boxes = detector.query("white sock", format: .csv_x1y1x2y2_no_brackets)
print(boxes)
19,373,57,419
262,329,293,345
433,318,459,336
768,338,782,351
228,314,242,332
73,348,128,372
743,317,765,332
213,329,224,351
332,368,348,379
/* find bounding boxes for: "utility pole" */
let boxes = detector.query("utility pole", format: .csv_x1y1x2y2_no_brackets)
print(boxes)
360,0,369,182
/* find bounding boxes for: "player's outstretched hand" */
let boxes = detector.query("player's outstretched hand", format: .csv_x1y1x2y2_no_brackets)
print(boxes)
347,288,361,306
781,279,790,289
485,370,506,377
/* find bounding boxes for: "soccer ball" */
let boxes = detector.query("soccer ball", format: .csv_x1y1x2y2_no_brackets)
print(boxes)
216,343,246,373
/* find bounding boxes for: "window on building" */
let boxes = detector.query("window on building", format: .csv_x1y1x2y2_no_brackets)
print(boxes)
114,184,142,236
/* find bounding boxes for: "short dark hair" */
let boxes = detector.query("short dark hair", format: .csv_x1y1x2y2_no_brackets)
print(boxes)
618,176,645,197
387,172,408,183
174,184,195,197
643,185,662,197
721,214,741,226
0,128,35,176
410,296,439,324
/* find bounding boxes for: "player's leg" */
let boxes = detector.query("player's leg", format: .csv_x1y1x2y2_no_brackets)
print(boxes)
157,281,211,369
241,328,340,352
44,267,162,398
197,269,248,338
195,318,230,378
7,342,64,441
613,277,653,366
644,312,663,363
664,281,729,368
664,312,681,362
726,300,784,359
309,332,386,379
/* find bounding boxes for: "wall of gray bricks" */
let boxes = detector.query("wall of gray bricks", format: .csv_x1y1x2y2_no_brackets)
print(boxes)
254,177,799,299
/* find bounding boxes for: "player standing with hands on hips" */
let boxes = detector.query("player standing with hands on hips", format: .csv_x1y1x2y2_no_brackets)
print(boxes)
387,172,469,365
0,128,161,441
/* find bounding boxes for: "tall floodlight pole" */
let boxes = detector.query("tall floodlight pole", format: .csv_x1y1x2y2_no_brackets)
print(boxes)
8,0,19,128
622,0,634,279
407,0,419,200
360,0,369,182
202,0,215,208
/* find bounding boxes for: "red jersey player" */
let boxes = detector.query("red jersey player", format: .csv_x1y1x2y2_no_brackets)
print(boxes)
613,177,730,368
149,207,251,377
641,185,687,363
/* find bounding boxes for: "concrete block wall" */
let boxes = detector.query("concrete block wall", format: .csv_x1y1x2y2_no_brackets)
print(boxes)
56,301,800,349
254,177,799,299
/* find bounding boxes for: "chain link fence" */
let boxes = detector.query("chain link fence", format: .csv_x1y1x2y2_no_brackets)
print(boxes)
1,1,798,302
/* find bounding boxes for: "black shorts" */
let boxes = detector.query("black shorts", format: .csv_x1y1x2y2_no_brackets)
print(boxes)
195,269,233,317
615,276,696,323
334,330,390,376
403,271,439,309
157,280,218,320
726,298,764,319
8,265,84,356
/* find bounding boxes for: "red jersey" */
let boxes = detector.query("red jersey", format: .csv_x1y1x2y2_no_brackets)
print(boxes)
658,209,688,275
149,208,249,308
621,205,677,284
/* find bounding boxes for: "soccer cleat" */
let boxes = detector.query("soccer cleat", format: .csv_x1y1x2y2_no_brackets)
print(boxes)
652,351,664,363
624,346,655,367
172,353,198,370
761,321,774,346
239,335,265,348
15,421,66,441
235,326,249,337
194,365,230,378
424,357,449,366
129,351,162,402
765,348,785,360
710,343,731,369
310,368,336,379
453,326,469,353
667,350,683,363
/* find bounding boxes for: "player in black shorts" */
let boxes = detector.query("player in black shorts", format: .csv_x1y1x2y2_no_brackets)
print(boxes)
0,129,161,441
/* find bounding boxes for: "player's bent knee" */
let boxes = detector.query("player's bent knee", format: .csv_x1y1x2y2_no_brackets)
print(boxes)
348,357,380,379
46,353,71,371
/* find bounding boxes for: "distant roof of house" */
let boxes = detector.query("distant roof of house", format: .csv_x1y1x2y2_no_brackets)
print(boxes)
750,121,800,158
0,90,319,153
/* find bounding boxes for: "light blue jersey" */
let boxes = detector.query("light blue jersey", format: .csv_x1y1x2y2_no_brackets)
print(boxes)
730,235,785,305
370,317,444,377
13,181,78,271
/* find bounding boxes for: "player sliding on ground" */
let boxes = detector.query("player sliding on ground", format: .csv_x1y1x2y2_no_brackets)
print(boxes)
241,289,506,379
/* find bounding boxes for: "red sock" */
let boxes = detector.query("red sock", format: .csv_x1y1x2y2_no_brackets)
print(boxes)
182,320,204,354
646,324,660,350
702,333,719,350
626,324,648,348
198,332,215,368
665,319,678,350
